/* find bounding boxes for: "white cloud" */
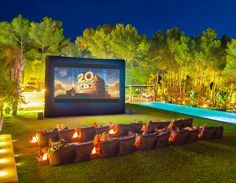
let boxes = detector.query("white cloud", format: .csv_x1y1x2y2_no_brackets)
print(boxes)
59,70,68,77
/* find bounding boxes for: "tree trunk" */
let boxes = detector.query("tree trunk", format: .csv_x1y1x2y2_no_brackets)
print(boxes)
179,69,182,101
12,46,24,116
0,102,3,117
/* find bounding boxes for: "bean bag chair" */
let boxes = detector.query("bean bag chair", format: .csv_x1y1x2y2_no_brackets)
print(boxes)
131,122,143,134
174,119,185,129
80,127,96,142
161,121,171,128
141,123,150,135
49,138,66,147
117,124,132,137
186,129,199,143
167,120,178,130
48,145,75,166
134,135,142,149
138,133,157,151
99,138,119,158
73,141,93,163
182,118,193,128
96,126,109,135
118,135,135,156
213,126,224,139
169,119,191,130
169,130,189,145
38,130,59,148
58,129,75,143
198,126,216,140
149,122,164,133
156,132,170,148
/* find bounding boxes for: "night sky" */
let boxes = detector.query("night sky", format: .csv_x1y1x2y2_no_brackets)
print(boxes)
1,0,236,41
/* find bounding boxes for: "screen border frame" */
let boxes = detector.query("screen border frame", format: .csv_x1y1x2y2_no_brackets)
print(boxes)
45,56,125,117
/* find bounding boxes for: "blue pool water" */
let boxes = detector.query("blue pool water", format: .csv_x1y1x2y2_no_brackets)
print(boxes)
134,102,236,124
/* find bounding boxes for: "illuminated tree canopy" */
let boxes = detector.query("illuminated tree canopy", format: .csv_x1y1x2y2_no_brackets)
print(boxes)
0,15,236,115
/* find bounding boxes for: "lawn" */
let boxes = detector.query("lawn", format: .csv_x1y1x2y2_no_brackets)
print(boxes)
1,103,236,183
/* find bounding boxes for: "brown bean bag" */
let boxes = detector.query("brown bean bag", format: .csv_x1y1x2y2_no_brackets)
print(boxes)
198,126,216,140
80,127,96,142
48,145,75,166
174,119,185,129
138,133,157,151
156,132,170,148
186,129,199,143
117,124,132,137
149,122,164,133
168,120,181,130
182,118,193,128
169,130,189,145
169,119,190,130
58,129,75,143
213,126,224,139
161,121,171,128
38,130,58,148
118,135,135,156
100,138,119,158
73,141,93,163
96,126,109,134
131,122,143,134
134,135,142,149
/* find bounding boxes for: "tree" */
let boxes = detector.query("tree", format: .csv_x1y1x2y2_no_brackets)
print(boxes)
0,48,18,116
221,34,231,49
29,17,65,58
27,17,67,86
194,28,221,96
0,15,30,115
76,25,117,59
225,39,236,78
224,39,236,105
175,34,195,99
76,24,151,84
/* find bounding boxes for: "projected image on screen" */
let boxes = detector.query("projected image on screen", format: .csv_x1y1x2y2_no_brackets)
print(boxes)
54,67,120,100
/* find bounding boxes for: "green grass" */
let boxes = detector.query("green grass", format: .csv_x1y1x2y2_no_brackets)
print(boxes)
1,103,236,183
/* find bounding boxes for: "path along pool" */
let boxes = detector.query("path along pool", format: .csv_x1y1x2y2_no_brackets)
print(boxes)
133,102,236,124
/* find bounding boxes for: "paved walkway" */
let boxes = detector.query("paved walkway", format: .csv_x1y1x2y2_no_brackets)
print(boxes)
0,134,18,183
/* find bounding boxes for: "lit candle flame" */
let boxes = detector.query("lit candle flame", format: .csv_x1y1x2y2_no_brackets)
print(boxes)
72,131,78,139
31,135,38,143
42,153,47,161
91,147,96,155
109,129,115,135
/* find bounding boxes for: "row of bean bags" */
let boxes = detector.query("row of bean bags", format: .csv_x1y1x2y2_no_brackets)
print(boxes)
48,131,173,166
47,126,224,166
37,118,195,148
132,118,193,134
169,126,224,145
38,127,97,148
48,135,135,166
198,126,224,140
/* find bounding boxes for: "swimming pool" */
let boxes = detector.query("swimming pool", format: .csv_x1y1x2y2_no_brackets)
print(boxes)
134,102,236,124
